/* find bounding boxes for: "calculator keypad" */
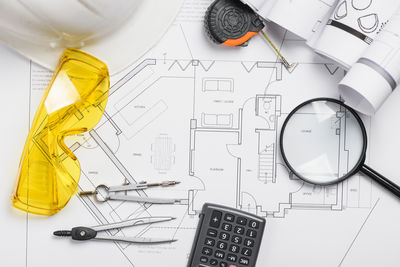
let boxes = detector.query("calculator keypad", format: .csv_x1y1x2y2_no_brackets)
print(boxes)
207,229,218,237
205,238,216,247
210,210,222,228
232,235,242,244
234,226,245,235
219,232,230,240
188,203,265,267
217,241,227,250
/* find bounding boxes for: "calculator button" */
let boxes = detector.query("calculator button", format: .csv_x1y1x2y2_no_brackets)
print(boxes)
241,248,252,257
210,259,218,265
222,223,232,232
246,229,257,238
234,226,244,235
207,229,218,237
202,247,213,256
244,238,254,247
236,217,247,225
232,235,242,244
224,213,235,222
210,210,222,228
227,254,237,262
205,238,216,247
229,244,240,253
200,256,208,263
215,250,225,259
239,257,250,265
249,220,259,229
217,241,228,250
219,262,228,267
219,232,230,240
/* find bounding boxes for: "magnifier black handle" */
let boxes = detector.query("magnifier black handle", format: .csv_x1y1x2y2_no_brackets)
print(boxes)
361,165,400,199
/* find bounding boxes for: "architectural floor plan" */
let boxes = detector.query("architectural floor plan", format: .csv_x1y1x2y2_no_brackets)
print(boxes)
4,0,400,266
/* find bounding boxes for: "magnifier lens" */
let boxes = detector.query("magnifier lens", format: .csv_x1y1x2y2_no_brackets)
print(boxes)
281,100,365,184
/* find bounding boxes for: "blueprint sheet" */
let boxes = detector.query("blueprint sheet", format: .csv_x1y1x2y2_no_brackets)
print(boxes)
2,0,400,266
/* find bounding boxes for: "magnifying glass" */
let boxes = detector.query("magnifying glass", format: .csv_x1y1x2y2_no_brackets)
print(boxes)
280,98,400,198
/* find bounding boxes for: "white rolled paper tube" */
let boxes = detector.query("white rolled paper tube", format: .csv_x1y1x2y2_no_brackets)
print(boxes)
339,8,400,115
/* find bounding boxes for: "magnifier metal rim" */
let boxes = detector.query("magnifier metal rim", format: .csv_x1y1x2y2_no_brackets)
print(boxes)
279,98,368,186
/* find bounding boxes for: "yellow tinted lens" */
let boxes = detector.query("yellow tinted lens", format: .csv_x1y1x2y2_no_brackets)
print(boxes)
12,49,109,215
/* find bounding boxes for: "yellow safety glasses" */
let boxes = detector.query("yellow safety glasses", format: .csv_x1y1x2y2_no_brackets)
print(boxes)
12,49,109,215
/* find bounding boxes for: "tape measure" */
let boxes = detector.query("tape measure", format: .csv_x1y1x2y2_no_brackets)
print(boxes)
205,0,264,47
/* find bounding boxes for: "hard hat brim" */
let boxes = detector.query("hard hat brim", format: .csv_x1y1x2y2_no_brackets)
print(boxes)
0,0,184,75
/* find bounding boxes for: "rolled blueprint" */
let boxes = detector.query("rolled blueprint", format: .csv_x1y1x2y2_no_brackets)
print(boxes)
309,0,399,69
339,7,400,115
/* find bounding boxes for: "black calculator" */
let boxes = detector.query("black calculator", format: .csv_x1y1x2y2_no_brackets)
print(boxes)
187,203,266,267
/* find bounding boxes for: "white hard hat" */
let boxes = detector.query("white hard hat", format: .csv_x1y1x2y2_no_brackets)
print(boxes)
0,0,183,74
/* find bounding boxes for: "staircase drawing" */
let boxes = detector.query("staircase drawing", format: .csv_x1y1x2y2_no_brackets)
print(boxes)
258,144,275,182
